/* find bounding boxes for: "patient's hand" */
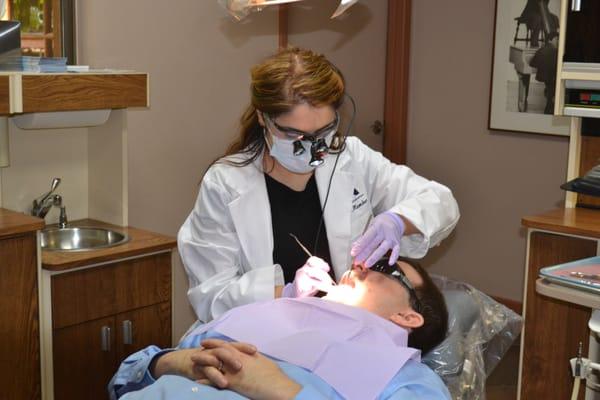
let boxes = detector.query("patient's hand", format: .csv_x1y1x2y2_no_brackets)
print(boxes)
150,340,257,382
198,339,301,400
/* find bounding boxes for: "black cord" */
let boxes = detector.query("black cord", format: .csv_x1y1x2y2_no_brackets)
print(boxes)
312,94,357,255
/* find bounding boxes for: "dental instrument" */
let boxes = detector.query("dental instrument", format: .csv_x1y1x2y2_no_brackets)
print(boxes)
289,233,336,292
570,271,600,282
289,233,312,258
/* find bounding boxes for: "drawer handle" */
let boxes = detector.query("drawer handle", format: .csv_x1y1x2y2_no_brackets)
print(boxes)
101,326,111,352
123,320,133,345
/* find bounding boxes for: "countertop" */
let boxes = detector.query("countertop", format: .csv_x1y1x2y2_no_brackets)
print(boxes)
42,219,177,272
0,208,44,238
522,207,600,238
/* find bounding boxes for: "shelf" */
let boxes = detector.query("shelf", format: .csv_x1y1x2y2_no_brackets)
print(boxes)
561,71,600,82
522,207,600,238
0,71,149,115
536,278,600,309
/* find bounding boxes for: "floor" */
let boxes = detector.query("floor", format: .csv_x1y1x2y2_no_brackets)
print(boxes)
486,344,520,400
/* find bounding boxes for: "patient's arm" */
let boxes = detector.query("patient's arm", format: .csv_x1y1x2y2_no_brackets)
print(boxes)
199,339,302,400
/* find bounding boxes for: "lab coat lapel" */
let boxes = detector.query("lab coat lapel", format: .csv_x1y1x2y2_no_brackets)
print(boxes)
227,162,273,270
315,153,352,280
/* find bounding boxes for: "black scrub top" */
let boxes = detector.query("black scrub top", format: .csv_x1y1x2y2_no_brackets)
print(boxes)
264,173,333,283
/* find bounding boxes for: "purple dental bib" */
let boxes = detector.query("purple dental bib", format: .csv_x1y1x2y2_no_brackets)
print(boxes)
189,297,420,400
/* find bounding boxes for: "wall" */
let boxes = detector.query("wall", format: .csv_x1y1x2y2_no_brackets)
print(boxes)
77,0,279,340
408,0,569,301
287,0,388,152
1,123,89,223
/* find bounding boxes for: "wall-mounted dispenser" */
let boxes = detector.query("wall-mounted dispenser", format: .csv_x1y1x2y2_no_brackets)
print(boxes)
12,109,111,130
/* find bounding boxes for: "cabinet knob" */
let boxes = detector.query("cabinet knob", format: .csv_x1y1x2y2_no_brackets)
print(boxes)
122,320,133,345
101,326,111,352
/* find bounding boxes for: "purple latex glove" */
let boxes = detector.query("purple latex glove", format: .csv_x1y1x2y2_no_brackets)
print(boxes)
281,256,335,298
350,211,406,268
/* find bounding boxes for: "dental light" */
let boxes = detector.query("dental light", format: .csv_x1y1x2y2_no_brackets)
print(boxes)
218,0,359,20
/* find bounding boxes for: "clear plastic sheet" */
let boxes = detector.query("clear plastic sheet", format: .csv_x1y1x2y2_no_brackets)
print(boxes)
422,275,523,400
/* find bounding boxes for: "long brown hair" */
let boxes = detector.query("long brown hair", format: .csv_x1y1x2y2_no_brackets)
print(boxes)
220,47,346,167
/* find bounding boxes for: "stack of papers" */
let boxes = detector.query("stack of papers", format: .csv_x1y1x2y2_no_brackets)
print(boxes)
0,55,68,72
539,256,600,295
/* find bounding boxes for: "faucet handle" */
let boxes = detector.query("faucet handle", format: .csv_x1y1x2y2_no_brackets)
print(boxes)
33,177,61,210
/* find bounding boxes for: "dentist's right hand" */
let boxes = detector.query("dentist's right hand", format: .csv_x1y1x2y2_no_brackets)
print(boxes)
281,256,335,298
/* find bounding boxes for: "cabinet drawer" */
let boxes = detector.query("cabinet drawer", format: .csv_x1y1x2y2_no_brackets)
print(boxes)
52,252,171,329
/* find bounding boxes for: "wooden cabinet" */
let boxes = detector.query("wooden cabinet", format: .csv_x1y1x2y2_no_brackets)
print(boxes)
49,252,172,400
0,232,41,400
0,209,44,400
519,208,600,400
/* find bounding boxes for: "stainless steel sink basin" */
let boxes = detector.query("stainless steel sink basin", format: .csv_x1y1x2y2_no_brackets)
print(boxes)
41,227,129,251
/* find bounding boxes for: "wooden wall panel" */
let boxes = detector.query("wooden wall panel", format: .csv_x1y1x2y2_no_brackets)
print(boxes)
520,232,595,400
0,76,9,115
21,74,148,113
0,233,40,400
383,0,411,165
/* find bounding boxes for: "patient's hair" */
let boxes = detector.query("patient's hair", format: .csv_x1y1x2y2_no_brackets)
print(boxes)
397,257,448,355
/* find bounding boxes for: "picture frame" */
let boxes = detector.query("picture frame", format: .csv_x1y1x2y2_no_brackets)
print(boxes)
489,0,570,136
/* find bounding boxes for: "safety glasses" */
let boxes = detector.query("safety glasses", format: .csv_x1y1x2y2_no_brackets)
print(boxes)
370,259,422,313
265,111,340,141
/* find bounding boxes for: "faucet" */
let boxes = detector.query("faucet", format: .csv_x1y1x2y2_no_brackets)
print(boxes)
53,194,68,229
32,178,67,227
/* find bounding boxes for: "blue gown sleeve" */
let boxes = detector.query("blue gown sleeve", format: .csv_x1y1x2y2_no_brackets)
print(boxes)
108,346,174,400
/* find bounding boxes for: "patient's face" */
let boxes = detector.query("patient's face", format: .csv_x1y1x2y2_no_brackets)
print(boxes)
324,261,423,320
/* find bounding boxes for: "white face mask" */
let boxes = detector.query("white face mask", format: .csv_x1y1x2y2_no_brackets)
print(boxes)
266,131,334,174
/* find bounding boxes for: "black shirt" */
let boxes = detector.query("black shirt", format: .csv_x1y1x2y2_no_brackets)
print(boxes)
264,173,333,283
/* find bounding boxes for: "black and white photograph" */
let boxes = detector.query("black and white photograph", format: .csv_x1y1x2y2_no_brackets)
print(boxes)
489,0,570,135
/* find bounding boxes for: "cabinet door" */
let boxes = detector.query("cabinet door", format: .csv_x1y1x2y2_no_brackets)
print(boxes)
53,316,116,400
115,302,171,363
0,233,40,400
520,232,596,400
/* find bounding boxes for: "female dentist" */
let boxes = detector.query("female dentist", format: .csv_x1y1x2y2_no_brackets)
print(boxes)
178,47,459,322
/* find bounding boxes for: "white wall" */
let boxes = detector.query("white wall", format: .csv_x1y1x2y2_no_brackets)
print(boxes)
77,0,279,339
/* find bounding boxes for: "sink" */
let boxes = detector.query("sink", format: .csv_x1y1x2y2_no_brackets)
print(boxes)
41,227,129,251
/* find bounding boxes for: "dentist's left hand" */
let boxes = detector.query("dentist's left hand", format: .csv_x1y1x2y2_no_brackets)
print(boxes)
281,256,335,298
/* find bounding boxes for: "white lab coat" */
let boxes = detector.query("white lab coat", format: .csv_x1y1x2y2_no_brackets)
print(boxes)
178,137,459,322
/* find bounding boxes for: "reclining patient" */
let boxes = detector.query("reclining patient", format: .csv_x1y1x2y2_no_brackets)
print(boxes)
109,258,450,400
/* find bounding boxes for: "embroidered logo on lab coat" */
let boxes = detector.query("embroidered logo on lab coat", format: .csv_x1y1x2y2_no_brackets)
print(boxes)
352,188,367,211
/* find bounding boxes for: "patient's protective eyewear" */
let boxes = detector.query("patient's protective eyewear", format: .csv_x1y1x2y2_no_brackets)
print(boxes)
370,259,422,313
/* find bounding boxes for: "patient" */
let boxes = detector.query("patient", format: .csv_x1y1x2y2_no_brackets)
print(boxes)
109,258,449,400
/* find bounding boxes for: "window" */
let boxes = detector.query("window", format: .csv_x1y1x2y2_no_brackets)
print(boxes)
0,0,75,63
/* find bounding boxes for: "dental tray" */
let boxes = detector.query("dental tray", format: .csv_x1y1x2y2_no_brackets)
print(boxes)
539,256,600,295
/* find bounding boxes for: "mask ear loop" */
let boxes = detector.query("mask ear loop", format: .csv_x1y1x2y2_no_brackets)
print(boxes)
312,93,356,255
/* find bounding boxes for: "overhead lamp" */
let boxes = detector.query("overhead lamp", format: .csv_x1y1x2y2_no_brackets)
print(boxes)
218,0,358,20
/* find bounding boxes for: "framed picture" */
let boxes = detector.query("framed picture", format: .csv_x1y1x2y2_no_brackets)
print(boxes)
489,0,570,136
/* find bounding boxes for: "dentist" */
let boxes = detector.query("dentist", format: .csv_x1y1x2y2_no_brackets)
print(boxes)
178,47,459,322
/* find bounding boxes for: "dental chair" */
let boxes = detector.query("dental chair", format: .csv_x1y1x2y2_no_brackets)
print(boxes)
179,276,523,400
423,275,523,400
